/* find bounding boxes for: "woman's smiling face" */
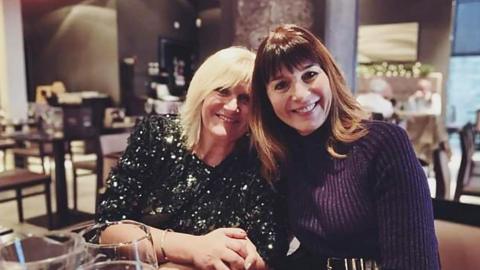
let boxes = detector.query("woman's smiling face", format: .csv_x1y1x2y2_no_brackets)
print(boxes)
266,61,332,136
200,83,250,143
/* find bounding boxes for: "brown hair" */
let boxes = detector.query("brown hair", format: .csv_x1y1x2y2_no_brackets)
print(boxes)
250,24,369,181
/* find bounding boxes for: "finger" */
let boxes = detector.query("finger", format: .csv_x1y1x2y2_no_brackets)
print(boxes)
221,227,247,239
226,239,248,258
221,249,245,270
213,260,230,270
244,241,258,270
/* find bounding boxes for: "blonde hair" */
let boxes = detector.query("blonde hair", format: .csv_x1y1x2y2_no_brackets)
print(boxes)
180,47,255,149
250,24,369,181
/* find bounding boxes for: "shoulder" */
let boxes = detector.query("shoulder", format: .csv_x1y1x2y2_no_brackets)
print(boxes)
360,120,419,169
363,120,409,144
139,114,181,132
354,120,412,157
128,114,184,150
133,114,182,138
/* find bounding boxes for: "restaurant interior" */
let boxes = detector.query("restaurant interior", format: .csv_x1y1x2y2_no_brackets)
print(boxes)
1,0,480,269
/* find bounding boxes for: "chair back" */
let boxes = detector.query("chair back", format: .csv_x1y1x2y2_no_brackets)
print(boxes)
370,112,385,121
434,199,480,270
454,123,476,200
433,147,451,199
95,132,130,206
62,106,97,141
99,133,130,156
435,220,480,270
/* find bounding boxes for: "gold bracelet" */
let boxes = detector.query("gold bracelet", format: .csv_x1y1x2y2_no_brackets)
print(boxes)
160,228,173,261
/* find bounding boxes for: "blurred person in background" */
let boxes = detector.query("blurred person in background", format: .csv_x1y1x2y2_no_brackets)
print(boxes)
356,78,394,119
408,78,441,115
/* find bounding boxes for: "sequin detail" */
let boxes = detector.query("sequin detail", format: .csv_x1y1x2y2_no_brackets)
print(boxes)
96,115,288,265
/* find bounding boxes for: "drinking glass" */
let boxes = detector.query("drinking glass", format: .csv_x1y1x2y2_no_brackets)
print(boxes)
79,220,157,268
0,231,88,270
78,260,157,270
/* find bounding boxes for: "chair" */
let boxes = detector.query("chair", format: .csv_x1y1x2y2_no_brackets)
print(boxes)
435,220,480,270
370,112,385,121
433,199,480,270
0,140,52,228
62,106,98,210
96,133,130,204
0,139,16,171
453,123,480,201
71,131,129,210
433,144,451,199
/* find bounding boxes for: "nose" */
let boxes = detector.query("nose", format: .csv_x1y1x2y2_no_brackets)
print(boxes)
224,97,239,112
292,81,310,101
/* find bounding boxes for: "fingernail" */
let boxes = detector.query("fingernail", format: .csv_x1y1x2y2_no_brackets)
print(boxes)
244,262,251,270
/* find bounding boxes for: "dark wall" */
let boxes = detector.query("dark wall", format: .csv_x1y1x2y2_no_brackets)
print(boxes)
23,0,120,103
197,7,222,62
23,0,199,106
116,0,197,98
359,0,453,91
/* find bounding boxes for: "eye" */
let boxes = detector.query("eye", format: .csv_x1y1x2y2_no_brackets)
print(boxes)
215,88,230,97
237,94,250,104
302,70,318,82
273,80,289,91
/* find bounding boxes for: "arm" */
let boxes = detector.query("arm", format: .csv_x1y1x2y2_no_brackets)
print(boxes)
101,224,250,270
373,124,439,270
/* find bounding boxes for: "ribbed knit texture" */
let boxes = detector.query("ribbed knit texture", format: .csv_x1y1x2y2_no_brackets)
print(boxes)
283,120,439,270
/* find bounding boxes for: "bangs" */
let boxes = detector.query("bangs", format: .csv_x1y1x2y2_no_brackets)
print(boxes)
214,59,253,92
259,40,319,85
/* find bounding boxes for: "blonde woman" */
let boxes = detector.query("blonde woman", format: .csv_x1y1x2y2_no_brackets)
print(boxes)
97,47,288,270
250,25,439,270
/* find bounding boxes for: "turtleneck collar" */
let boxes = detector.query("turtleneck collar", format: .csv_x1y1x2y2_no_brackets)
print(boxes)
286,121,331,150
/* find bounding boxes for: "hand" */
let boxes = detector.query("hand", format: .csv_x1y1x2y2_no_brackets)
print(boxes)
190,228,248,270
243,238,266,270
159,262,196,270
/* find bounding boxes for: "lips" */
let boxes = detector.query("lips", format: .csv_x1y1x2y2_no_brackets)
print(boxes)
291,101,319,113
216,113,239,123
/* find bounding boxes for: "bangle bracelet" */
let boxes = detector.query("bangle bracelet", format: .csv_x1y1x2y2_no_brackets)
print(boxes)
160,228,173,261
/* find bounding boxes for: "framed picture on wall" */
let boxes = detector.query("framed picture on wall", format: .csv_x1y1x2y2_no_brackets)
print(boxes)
158,38,196,96
357,22,419,63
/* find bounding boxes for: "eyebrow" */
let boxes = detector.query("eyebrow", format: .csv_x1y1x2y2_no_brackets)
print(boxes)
302,63,316,69
269,63,317,82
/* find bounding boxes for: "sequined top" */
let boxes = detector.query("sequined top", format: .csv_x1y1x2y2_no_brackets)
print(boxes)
96,115,288,266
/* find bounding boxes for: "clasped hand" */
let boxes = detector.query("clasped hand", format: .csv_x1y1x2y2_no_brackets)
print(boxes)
190,228,265,270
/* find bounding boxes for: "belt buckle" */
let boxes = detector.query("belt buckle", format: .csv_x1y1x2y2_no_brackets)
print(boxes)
327,257,379,270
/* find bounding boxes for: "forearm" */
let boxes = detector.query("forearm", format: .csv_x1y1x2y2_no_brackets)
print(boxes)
149,227,199,265
100,223,198,266
158,262,195,270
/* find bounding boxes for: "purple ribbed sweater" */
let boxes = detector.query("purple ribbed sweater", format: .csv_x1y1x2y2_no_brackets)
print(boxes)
283,120,439,269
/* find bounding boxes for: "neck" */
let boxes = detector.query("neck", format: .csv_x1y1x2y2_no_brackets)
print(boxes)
193,134,237,167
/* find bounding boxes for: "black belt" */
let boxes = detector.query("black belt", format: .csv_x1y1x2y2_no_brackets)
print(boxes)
276,246,380,270
327,257,380,270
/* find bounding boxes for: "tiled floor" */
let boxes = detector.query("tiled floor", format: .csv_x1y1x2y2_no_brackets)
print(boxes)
1,138,479,235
